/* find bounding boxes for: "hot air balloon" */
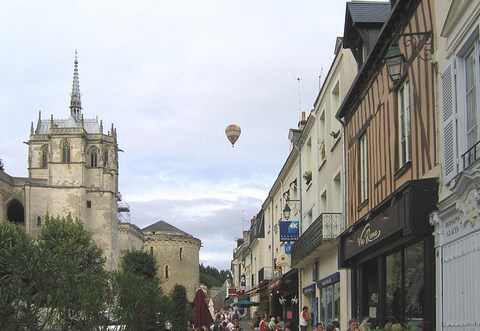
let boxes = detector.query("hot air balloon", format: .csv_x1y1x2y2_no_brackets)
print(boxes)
225,124,241,147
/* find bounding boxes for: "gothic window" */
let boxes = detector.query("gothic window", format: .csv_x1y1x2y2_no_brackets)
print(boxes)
37,216,42,226
103,148,109,167
41,145,49,168
61,140,71,163
89,147,98,167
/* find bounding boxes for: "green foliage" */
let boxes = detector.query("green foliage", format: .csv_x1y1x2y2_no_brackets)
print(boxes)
0,216,108,330
114,272,164,330
199,264,230,288
113,249,166,330
121,249,158,279
168,284,189,331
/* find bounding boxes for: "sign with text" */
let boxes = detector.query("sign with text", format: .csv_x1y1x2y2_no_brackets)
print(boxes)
279,221,300,241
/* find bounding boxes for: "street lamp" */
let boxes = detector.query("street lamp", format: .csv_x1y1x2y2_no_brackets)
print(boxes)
283,200,300,220
283,204,292,220
385,43,405,86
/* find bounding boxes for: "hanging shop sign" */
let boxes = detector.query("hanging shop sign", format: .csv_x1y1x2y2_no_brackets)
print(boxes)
284,242,293,254
279,221,300,241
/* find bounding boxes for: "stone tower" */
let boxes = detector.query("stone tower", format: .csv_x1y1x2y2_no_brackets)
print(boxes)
143,220,201,301
25,53,121,270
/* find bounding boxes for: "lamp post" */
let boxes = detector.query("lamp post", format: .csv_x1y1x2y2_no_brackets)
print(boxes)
385,43,406,86
282,200,300,221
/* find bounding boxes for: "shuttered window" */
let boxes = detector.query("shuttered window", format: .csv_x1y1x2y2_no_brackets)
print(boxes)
441,63,457,183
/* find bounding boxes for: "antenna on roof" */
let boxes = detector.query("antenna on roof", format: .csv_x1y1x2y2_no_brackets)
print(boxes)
319,66,324,91
296,77,303,120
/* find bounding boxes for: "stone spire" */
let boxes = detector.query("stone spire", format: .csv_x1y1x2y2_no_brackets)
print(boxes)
69,51,82,120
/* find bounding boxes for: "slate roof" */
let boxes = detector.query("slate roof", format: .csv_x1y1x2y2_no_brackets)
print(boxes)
36,116,101,134
346,1,391,24
142,220,191,236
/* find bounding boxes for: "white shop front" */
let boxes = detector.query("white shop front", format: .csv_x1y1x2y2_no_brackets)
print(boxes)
430,171,480,330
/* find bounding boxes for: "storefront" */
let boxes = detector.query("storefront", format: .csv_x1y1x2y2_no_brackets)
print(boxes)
317,272,341,325
430,171,480,330
339,179,438,330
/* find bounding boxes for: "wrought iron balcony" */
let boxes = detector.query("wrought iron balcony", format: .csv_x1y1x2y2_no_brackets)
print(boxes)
291,212,343,266
462,139,480,170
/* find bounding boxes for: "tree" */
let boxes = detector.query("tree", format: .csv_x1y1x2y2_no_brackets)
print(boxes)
36,215,108,330
168,284,190,331
121,249,157,279
0,158,4,171
115,249,165,330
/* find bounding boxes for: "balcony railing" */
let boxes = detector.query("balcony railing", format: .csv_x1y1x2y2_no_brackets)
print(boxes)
462,139,480,170
291,212,343,266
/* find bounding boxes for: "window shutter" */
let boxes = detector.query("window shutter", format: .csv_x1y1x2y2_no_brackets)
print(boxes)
441,62,457,183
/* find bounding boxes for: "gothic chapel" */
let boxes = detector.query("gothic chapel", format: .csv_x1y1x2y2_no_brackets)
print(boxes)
0,54,135,270
0,55,201,299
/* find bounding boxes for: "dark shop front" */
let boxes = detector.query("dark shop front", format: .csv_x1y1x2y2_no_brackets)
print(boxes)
339,179,438,330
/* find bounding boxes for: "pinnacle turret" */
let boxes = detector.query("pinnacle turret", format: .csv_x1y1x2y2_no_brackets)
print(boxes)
69,51,82,120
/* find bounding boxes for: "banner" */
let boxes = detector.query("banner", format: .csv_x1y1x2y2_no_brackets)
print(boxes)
279,221,300,241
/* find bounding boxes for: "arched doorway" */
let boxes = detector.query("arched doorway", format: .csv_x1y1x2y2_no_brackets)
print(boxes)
7,199,24,225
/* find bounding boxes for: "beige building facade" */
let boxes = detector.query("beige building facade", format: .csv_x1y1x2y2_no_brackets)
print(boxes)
143,220,201,302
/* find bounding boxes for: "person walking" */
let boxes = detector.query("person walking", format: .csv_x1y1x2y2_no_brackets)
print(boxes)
299,306,311,331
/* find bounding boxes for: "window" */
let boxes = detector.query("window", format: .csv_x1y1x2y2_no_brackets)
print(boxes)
89,148,98,167
61,140,71,163
165,265,169,279
41,145,48,168
464,46,479,169
398,81,411,167
319,281,340,325
103,148,109,167
37,216,42,226
442,32,480,182
359,133,368,203
87,201,92,208
179,247,183,260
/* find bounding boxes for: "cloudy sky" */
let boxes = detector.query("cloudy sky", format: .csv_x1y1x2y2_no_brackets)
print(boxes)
0,0,348,270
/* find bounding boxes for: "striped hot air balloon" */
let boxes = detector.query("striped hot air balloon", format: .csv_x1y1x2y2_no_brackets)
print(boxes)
225,124,241,147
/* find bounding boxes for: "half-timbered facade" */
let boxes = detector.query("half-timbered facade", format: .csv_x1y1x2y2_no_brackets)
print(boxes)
336,0,439,329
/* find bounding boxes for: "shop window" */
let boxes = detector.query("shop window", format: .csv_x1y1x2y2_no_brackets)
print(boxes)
404,242,424,321
386,251,403,322
319,281,341,325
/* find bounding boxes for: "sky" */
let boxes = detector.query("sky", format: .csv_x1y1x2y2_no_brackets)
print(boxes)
0,0,348,271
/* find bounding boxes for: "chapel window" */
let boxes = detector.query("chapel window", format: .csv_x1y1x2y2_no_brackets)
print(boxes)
61,140,71,163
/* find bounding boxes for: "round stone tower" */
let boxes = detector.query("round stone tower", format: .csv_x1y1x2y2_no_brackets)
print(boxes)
142,220,201,301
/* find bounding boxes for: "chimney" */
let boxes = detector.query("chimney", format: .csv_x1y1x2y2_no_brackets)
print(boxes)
298,111,307,130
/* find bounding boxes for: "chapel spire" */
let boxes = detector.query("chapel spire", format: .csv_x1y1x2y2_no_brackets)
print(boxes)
69,51,82,120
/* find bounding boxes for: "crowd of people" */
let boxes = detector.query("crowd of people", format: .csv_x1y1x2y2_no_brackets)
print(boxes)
192,307,397,331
